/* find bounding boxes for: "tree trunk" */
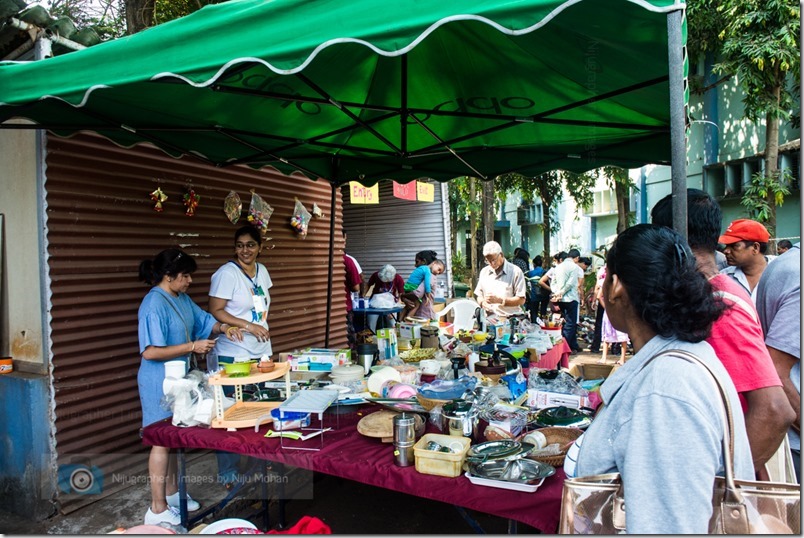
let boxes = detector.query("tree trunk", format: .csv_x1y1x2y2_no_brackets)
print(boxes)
614,179,630,234
482,177,495,248
469,177,478,286
764,95,780,241
125,0,155,34
541,200,551,266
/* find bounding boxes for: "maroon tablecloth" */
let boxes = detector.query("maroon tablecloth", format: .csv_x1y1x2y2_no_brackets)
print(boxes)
143,407,564,533
530,338,571,370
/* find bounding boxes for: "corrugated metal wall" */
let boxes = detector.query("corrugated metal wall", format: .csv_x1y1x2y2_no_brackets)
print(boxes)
45,132,346,513
342,181,450,290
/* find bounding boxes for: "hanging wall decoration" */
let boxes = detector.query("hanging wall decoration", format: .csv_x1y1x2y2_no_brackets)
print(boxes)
247,190,274,236
149,185,168,212
223,190,242,224
290,197,312,238
183,184,200,216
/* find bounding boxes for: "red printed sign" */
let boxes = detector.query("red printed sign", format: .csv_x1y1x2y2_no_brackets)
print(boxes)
392,181,417,201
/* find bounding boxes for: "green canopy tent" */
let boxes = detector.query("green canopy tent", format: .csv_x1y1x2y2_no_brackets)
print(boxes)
0,0,689,344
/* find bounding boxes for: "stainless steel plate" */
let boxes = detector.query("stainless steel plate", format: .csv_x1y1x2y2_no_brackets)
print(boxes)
468,458,556,484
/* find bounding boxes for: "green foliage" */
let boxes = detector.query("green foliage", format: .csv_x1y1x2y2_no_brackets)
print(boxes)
448,176,483,222
44,0,125,39
714,0,800,122
686,0,727,58
740,169,792,229
451,251,469,283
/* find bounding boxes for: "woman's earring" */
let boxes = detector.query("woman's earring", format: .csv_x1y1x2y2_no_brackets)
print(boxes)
168,278,172,282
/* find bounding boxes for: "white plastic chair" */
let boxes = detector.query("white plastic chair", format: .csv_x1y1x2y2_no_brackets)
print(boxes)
436,299,482,332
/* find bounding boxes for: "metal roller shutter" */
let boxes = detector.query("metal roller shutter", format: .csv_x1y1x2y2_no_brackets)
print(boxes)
341,181,451,293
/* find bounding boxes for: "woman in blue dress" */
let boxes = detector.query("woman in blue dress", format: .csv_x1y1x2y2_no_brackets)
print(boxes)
137,248,231,526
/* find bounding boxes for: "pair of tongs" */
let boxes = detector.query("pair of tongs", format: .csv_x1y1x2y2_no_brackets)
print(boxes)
264,428,331,441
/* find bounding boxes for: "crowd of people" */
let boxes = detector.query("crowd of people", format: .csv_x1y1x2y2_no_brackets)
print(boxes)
135,205,798,532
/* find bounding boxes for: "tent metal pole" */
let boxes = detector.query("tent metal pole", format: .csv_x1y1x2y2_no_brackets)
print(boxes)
667,9,688,239
324,176,337,348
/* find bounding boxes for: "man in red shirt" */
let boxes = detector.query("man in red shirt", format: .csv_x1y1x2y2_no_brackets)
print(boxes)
652,189,794,476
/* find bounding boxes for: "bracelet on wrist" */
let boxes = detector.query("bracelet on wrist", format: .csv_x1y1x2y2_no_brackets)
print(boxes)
190,341,195,353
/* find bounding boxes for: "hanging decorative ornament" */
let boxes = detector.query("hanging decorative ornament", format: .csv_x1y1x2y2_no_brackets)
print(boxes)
150,186,168,212
183,184,200,217
223,190,242,224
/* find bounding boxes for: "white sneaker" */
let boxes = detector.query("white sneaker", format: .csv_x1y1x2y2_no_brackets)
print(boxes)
166,491,201,512
144,506,181,526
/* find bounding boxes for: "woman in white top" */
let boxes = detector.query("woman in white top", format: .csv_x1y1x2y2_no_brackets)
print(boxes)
209,226,273,360
207,226,273,486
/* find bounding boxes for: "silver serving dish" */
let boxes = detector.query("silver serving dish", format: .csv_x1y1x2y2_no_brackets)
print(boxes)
468,458,556,484
467,440,536,462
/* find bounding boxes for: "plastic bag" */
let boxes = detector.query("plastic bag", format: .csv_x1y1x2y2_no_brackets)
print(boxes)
290,197,312,238
223,190,242,224
369,292,396,309
248,191,274,235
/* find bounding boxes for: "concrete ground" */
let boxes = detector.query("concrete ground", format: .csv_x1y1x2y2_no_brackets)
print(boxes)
0,349,615,535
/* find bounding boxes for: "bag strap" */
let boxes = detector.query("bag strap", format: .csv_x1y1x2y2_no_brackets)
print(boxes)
633,349,749,533
156,291,192,345
608,349,748,533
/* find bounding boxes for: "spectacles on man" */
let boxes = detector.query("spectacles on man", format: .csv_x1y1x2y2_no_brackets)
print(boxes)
484,253,503,265
235,241,259,249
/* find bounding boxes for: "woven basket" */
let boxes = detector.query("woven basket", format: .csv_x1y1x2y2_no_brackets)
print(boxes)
527,426,584,467
416,393,453,411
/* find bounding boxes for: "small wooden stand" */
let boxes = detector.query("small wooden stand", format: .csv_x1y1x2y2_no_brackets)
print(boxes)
208,361,292,429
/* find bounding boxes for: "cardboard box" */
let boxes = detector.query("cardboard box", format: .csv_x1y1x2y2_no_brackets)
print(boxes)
567,362,619,380
376,328,398,359
288,348,350,372
399,322,422,340
526,388,589,410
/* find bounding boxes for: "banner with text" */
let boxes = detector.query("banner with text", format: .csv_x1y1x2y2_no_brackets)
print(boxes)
392,181,417,201
349,182,379,204
416,181,435,202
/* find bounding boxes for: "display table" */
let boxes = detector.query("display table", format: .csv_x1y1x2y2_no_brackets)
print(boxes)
352,305,404,331
530,338,572,370
143,407,564,533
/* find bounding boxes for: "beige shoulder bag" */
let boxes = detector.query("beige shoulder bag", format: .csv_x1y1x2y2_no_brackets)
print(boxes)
559,349,800,534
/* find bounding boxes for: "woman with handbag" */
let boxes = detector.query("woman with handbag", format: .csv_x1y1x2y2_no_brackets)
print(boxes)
137,248,232,526
564,225,754,534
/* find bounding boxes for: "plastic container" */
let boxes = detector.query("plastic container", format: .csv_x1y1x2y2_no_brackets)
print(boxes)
412,433,471,477
270,408,311,430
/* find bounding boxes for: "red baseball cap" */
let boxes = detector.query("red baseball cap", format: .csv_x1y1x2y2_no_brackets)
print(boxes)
718,219,770,245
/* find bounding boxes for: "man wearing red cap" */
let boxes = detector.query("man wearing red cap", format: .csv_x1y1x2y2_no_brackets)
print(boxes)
719,218,774,303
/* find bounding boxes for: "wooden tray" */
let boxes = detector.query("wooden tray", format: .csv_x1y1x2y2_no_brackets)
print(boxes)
208,361,290,386
211,400,282,430
357,410,424,443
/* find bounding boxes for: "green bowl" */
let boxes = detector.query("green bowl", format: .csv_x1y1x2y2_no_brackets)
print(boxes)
223,361,254,377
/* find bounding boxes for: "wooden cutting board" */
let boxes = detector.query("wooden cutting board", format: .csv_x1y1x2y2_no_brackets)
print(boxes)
357,410,424,443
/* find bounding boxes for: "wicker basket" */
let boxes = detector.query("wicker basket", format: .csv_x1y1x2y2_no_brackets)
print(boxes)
416,393,454,411
527,426,584,467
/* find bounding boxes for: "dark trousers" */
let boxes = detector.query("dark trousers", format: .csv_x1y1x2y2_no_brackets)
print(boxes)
589,303,604,352
558,300,580,351
528,295,550,322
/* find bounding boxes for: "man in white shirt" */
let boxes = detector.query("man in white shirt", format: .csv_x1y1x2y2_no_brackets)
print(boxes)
474,241,527,321
719,219,774,303
550,248,582,353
